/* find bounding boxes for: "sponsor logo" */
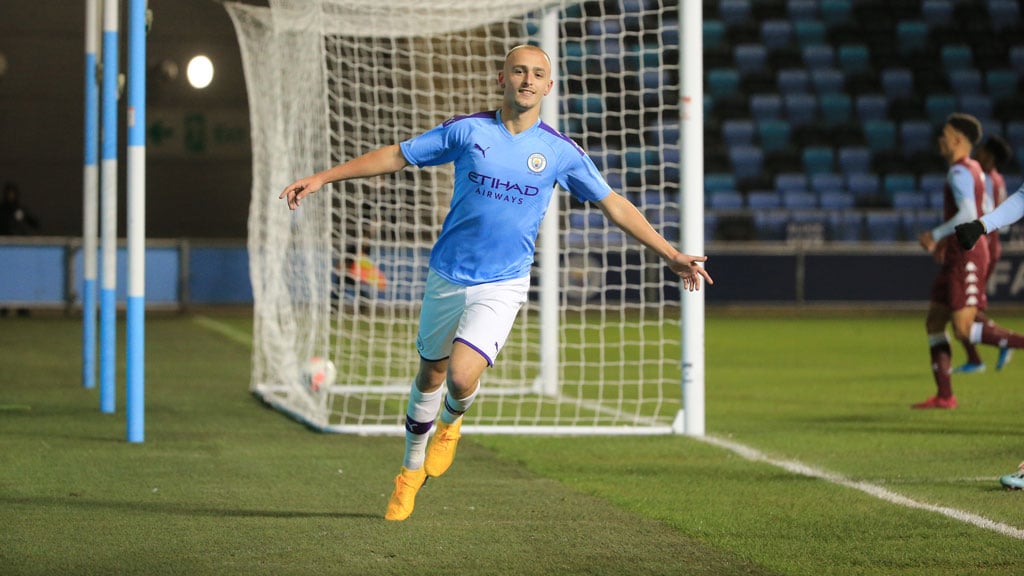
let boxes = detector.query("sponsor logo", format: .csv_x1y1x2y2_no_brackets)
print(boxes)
468,171,540,205
473,143,490,157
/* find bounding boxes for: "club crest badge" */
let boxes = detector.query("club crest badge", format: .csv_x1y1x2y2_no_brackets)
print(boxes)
527,153,547,173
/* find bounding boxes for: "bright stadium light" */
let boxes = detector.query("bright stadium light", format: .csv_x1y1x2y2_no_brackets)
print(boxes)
186,55,214,89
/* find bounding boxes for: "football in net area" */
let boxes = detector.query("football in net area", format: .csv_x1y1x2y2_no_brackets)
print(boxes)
227,0,690,434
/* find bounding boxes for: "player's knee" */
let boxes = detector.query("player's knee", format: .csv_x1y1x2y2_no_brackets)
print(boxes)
446,373,479,400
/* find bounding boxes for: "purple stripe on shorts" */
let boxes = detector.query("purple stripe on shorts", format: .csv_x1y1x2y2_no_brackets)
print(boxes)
455,337,494,367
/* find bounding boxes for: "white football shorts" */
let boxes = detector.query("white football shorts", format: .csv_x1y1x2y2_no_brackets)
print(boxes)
416,269,530,366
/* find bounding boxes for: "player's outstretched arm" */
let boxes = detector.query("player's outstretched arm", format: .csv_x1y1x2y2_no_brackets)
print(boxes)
596,191,712,292
280,144,409,210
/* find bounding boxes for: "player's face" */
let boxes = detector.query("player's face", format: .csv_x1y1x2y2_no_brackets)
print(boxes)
499,48,553,112
937,124,960,162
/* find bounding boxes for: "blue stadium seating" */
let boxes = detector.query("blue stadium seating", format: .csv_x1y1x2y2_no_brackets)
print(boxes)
761,20,794,52
925,94,957,125
900,120,935,159
846,173,880,203
750,93,783,120
883,173,917,197
949,69,983,96
811,69,845,94
989,0,1021,30
880,68,914,101
708,190,744,210
777,68,810,94
820,93,853,126
747,190,783,209
891,191,929,210
722,120,756,147
802,44,835,69
855,94,889,122
1006,121,1024,147
706,173,738,194
811,173,844,194
960,94,994,121
921,0,954,28
986,69,1018,103
828,211,863,241
837,44,871,76
941,45,974,70
784,93,818,127
896,21,929,55
819,191,855,210
719,0,753,27
820,0,852,28
793,19,827,45
803,146,835,174
837,146,872,175
775,172,808,193
864,212,904,242
703,20,727,51
782,191,818,209
753,210,790,240
729,146,765,182
1011,46,1024,75
864,120,897,153
734,44,768,77
758,120,792,152
787,0,818,21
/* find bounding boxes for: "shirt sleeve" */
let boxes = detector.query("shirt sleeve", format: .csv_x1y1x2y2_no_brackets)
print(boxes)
981,186,1024,233
931,166,979,241
399,122,463,167
558,150,612,203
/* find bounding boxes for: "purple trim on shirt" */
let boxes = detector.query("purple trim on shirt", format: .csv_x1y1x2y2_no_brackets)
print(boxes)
539,121,585,156
443,110,498,127
454,337,494,367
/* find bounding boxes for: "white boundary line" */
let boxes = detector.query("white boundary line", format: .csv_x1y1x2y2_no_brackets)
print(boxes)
699,435,1024,540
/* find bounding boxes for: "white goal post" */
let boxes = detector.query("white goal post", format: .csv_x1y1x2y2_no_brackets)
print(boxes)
226,0,705,435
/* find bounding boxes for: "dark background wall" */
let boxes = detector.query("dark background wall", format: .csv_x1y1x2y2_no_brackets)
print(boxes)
0,0,266,239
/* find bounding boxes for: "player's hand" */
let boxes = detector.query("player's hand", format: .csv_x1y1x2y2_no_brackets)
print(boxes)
667,253,712,292
279,175,324,210
917,230,936,254
955,220,986,251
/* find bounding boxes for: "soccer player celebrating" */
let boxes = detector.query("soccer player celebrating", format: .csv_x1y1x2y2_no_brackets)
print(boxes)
954,136,1014,373
280,45,712,520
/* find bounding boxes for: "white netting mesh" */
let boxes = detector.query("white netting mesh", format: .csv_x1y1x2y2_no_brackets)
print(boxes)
227,0,686,434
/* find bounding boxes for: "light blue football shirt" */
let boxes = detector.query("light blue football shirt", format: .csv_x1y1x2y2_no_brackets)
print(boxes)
400,109,611,285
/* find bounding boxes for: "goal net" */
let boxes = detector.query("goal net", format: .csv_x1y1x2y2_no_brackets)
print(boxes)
227,0,689,434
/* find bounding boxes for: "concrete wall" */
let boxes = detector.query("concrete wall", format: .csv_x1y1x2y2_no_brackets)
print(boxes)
0,0,266,239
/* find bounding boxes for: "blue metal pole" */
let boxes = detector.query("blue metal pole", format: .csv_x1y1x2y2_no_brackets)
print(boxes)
83,0,100,390
100,0,119,414
126,0,146,443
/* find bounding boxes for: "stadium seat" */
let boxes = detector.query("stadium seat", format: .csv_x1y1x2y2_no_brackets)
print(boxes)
1006,121,1024,147
820,93,853,127
846,173,880,204
761,19,794,52
758,119,792,152
855,94,889,122
719,0,753,27
921,0,954,28
837,146,872,175
787,0,818,21
883,173,917,197
703,20,727,51
837,44,871,77
896,21,929,56
988,0,1021,30
802,44,835,69
793,19,827,45
775,172,809,193
914,209,944,232
948,69,982,96
959,94,994,121
704,213,718,242
707,68,742,99
891,191,929,210
750,93,783,120
900,120,935,159
811,172,844,194
729,146,765,182
777,68,810,94
880,68,914,101
924,95,957,125
707,190,745,210
919,172,947,193
940,45,974,70
864,212,904,242
811,69,845,94
820,0,852,28
782,190,818,209
864,120,897,153
802,146,835,174
986,69,1019,103
705,172,738,193
722,120,756,147
784,93,818,127
827,211,863,241
752,210,790,241
747,190,782,209
819,191,856,210
734,44,768,77
1011,46,1024,75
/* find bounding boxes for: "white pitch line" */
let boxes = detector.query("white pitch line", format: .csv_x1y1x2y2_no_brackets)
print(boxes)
699,434,1024,541
192,315,254,347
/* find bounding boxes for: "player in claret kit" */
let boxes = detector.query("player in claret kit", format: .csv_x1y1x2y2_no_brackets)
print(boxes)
954,136,1014,373
279,45,712,520
916,114,1024,409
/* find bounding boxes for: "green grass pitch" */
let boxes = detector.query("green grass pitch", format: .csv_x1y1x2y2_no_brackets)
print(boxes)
2,310,1024,575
